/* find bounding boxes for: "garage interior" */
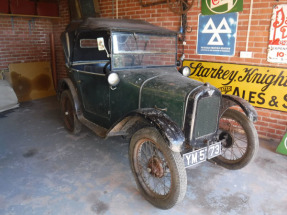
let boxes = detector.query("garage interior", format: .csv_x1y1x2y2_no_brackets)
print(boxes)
0,96,286,215
0,0,287,214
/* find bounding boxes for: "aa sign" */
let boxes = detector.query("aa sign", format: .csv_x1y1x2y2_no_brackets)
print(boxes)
183,60,287,112
268,5,287,63
197,13,238,56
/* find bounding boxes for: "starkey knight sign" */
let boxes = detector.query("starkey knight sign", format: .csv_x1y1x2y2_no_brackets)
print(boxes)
183,60,287,112
202,0,243,15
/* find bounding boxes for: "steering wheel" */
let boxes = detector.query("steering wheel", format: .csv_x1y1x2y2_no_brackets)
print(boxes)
103,61,111,74
125,55,136,66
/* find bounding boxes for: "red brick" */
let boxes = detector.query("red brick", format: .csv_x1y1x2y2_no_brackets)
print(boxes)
270,113,287,120
277,119,287,126
269,122,286,130
259,127,276,134
257,131,267,137
276,130,286,136
268,133,283,140
255,121,269,127
262,117,278,124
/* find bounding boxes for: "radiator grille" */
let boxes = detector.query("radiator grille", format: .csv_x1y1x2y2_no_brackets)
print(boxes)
193,95,220,139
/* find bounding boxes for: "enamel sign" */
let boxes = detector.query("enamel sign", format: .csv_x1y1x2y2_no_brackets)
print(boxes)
197,13,238,56
202,0,243,15
276,133,287,155
183,60,287,112
268,5,287,63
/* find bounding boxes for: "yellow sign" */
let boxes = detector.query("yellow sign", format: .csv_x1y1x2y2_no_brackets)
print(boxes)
183,60,287,112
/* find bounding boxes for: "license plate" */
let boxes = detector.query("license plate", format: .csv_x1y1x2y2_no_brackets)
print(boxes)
183,142,221,168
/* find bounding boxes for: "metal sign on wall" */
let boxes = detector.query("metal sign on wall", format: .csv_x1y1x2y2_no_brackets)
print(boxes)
267,5,287,63
183,60,287,112
201,0,243,15
197,12,238,56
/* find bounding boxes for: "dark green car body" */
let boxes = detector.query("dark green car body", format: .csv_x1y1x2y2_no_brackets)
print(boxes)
58,18,260,209
59,17,257,153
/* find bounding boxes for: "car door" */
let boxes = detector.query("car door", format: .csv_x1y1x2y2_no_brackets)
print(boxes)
74,31,111,124
77,70,110,120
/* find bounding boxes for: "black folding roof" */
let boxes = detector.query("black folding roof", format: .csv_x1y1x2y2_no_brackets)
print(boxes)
65,17,177,35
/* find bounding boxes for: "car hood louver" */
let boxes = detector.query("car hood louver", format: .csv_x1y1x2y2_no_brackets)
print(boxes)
138,72,203,127
139,73,203,104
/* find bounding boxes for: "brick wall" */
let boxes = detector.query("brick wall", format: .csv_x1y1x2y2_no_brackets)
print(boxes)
98,0,287,141
256,108,287,141
0,0,69,80
52,0,70,80
0,17,53,69
99,0,286,68
0,0,286,141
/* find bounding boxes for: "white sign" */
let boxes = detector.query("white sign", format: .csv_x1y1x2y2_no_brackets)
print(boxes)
97,37,105,51
267,5,287,63
202,17,232,45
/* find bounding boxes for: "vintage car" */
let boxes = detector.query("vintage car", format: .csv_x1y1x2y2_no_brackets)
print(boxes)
59,17,259,209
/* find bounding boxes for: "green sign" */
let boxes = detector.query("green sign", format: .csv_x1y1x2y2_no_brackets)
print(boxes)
276,133,287,155
202,0,243,15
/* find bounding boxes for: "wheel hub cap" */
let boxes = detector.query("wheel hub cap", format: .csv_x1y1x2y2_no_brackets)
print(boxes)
219,131,233,148
147,156,164,178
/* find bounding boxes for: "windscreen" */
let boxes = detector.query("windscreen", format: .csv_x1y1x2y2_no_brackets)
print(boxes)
112,32,177,69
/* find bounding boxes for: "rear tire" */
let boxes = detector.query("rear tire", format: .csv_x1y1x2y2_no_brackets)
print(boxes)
60,90,82,134
212,109,259,170
129,127,187,209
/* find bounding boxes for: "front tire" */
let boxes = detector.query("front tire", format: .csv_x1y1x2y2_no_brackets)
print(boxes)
213,109,259,170
129,127,187,209
60,90,82,134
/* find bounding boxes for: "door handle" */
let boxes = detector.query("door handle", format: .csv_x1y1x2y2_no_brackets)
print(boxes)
154,105,167,112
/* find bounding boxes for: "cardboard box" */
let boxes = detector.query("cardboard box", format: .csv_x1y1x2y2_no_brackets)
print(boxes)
37,2,59,17
10,0,36,15
0,0,9,14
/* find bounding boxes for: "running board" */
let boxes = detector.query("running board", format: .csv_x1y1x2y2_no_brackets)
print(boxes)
78,115,108,138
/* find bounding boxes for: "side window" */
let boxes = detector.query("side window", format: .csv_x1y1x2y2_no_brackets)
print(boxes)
73,31,109,62
75,32,109,74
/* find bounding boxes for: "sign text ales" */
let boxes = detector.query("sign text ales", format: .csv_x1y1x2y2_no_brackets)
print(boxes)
183,60,287,112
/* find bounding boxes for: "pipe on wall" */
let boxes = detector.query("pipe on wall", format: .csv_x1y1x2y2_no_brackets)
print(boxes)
246,0,254,52
50,33,57,91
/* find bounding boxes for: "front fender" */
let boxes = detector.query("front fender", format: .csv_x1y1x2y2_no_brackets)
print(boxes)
108,108,185,153
220,95,258,122
58,78,82,116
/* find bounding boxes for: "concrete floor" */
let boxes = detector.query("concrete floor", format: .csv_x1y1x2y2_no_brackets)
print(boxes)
0,96,286,215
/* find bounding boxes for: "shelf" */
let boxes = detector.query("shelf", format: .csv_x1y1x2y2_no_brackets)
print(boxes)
0,13,60,19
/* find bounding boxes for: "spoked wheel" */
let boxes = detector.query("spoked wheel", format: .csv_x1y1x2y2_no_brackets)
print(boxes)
60,90,82,134
212,109,259,170
129,127,187,209
167,0,194,14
